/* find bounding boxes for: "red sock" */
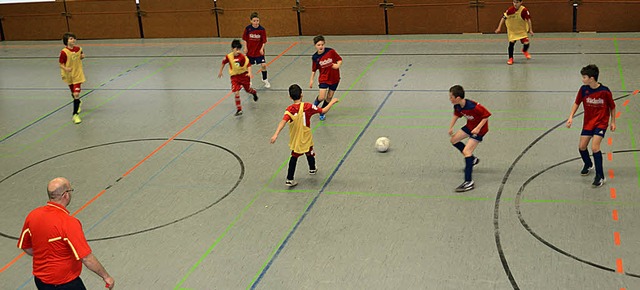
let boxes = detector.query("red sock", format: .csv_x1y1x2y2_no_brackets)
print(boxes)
235,94,242,110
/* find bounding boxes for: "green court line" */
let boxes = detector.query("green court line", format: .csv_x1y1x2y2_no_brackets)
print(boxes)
613,37,626,91
323,190,640,207
246,40,395,289
0,56,159,143
0,57,181,158
628,119,640,189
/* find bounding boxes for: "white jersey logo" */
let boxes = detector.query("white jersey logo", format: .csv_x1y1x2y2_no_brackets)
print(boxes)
319,58,333,67
249,33,261,39
586,97,604,105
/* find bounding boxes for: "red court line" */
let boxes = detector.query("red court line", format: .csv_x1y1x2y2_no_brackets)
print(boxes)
0,41,300,274
616,111,622,118
614,232,621,245
608,137,613,146
612,210,618,221
623,100,630,107
608,152,613,161
610,188,617,199
633,90,639,95
609,169,615,179
617,258,624,273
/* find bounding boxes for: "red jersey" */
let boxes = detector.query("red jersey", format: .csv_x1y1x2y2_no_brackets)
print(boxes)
242,25,267,57
505,6,531,20
454,99,492,135
59,46,81,64
18,201,92,285
574,84,615,130
312,48,342,85
282,102,324,126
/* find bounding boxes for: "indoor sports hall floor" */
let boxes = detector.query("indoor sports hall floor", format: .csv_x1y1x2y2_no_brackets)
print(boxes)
1,32,639,289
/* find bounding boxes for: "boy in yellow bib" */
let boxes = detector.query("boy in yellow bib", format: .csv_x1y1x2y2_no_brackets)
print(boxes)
270,84,339,187
59,33,85,124
495,0,534,65
217,39,259,116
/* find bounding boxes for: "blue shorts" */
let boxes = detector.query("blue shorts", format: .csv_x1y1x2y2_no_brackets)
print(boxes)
318,83,339,91
461,126,484,141
581,128,606,138
248,56,266,65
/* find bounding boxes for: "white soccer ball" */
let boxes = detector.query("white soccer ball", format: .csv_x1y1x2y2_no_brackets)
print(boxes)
375,137,390,152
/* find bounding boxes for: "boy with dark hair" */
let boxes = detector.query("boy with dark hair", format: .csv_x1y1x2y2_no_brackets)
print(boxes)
494,0,534,65
566,64,616,187
242,11,270,88
270,84,339,187
218,39,259,116
309,35,342,121
448,85,492,192
59,32,85,124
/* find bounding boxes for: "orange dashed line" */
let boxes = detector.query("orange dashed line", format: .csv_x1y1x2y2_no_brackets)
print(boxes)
612,210,619,221
607,152,613,161
623,100,630,106
608,137,613,146
633,89,639,95
616,111,622,118
610,188,617,199
617,258,624,273
609,169,615,179
621,288,627,290
614,232,621,245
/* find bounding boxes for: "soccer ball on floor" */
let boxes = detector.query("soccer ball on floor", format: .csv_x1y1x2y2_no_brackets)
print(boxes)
375,137,390,152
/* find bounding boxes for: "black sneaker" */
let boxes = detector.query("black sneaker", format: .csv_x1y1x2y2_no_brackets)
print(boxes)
309,167,317,175
473,157,480,166
234,110,243,116
592,176,605,188
285,180,298,187
455,180,474,192
581,164,593,176
252,92,259,102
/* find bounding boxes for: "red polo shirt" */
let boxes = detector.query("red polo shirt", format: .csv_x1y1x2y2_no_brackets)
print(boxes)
18,201,92,285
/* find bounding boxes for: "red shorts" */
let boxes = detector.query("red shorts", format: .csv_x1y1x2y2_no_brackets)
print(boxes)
230,74,251,93
519,37,529,44
68,83,82,93
291,146,315,158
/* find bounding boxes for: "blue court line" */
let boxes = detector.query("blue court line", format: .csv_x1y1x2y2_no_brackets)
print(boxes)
0,47,178,144
83,44,314,237
249,64,413,289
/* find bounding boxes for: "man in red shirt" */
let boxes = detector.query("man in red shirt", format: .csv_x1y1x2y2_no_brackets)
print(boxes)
18,177,114,289
567,64,616,187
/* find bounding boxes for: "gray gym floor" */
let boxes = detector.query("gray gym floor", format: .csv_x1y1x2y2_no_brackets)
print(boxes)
1,32,639,289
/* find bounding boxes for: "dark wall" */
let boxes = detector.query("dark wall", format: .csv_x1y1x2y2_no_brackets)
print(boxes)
0,0,638,41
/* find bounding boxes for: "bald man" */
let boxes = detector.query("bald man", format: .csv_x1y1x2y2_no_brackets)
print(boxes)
18,177,115,290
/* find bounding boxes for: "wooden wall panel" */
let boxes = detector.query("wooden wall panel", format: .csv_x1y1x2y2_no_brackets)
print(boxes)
480,0,572,33
298,0,385,35
65,0,140,39
0,2,67,40
139,0,217,38
216,0,298,38
387,0,477,34
578,1,640,32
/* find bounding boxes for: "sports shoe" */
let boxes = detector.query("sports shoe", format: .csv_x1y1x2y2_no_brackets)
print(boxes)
263,79,271,88
592,176,605,188
473,157,480,167
252,92,259,102
77,100,82,114
234,110,243,116
507,58,514,65
285,180,298,187
455,180,474,192
72,114,81,124
309,167,317,175
319,114,326,121
522,50,531,59
580,165,593,176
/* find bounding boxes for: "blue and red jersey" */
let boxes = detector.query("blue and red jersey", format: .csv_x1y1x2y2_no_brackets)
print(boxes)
242,25,267,58
574,84,615,130
454,99,492,135
312,48,342,85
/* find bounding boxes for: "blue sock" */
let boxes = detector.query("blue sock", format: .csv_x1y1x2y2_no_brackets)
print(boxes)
579,149,592,167
453,142,465,153
593,151,603,177
313,98,320,107
464,156,474,181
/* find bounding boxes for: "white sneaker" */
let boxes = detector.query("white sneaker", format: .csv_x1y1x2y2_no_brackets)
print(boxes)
285,180,298,187
263,79,271,88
